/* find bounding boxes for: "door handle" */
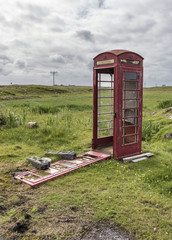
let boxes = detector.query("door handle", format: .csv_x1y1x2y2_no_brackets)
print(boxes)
114,113,117,118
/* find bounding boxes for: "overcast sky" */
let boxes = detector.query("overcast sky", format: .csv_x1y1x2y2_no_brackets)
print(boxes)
0,0,172,87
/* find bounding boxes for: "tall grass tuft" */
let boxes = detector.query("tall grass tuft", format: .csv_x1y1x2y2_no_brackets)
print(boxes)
142,119,160,141
31,106,60,114
0,111,22,128
158,100,172,109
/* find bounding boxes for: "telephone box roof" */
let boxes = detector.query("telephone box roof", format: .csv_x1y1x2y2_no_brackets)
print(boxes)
94,49,144,59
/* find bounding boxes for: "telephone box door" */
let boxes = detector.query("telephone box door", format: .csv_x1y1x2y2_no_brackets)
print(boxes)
114,67,143,158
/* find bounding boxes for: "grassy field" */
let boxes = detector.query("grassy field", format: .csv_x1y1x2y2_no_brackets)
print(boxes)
0,85,172,240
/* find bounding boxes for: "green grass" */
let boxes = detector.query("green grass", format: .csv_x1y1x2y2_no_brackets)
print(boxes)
0,85,172,240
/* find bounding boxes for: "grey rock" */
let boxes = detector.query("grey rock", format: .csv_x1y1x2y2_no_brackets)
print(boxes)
46,151,76,160
165,108,172,113
164,132,172,139
27,122,38,128
27,156,51,170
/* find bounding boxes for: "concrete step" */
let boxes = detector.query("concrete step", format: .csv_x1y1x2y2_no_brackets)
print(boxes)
132,157,148,162
123,153,154,162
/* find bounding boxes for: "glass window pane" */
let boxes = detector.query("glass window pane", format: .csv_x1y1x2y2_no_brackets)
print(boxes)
126,72,137,80
97,72,114,138
61,162,77,167
125,82,137,90
124,117,138,125
99,129,112,137
124,135,136,144
124,100,138,108
123,126,136,136
98,121,113,130
124,109,137,117
123,91,137,99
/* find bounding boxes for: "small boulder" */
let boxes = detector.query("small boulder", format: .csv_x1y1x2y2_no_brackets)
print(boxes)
45,151,76,160
27,122,38,128
165,107,172,113
164,132,172,139
27,156,51,170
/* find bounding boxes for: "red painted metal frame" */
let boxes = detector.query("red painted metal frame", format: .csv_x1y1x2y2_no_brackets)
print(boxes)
92,49,144,159
14,151,111,187
114,67,143,159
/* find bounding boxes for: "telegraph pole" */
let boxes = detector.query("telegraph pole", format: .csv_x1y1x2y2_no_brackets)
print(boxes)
50,71,58,86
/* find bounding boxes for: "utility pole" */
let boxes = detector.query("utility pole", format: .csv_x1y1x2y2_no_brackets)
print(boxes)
50,71,58,86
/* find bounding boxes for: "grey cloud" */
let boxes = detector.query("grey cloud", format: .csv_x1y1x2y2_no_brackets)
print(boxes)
18,2,49,17
49,54,65,64
149,0,172,12
88,60,93,70
132,19,156,33
21,13,44,23
76,30,94,42
27,4,49,17
12,40,29,48
1,66,13,76
0,13,22,30
78,8,88,19
0,44,8,51
9,21,23,30
51,27,63,32
125,14,134,21
98,0,105,8
50,16,66,32
0,56,13,76
14,59,27,69
0,55,12,64
54,16,65,25
18,2,50,24
0,14,6,24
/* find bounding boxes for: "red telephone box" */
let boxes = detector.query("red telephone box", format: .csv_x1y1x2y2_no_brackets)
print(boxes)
92,50,144,159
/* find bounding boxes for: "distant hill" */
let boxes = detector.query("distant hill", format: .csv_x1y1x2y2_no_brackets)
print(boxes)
0,85,92,100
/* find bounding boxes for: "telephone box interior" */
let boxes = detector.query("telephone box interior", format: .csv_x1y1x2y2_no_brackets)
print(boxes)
92,50,144,159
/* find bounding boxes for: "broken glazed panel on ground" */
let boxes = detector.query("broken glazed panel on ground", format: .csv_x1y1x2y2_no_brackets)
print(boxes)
82,154,97,158
70,160,85,164
45,168,60,174
35,170,50,177
24,174,40,181
51,164,68,169
14,152,111,186
60,162,77,167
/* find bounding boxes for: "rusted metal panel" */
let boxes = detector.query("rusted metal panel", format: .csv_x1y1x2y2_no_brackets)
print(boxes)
14,151,111,187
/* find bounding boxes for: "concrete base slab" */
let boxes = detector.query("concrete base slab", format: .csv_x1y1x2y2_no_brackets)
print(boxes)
123,153,154,163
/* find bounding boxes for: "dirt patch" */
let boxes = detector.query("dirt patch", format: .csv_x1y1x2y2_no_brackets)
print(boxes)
12,219,30,234
0,167,136,240
81,222,136,240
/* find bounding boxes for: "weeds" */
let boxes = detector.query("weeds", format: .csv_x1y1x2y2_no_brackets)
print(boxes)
31,104,92,115
142,119,160,141
31,105,60,114
158,100,172,109
0,111,22,128
0,112,8,126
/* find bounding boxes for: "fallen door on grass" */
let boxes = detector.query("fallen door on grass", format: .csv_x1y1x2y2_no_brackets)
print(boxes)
14,151,111,187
